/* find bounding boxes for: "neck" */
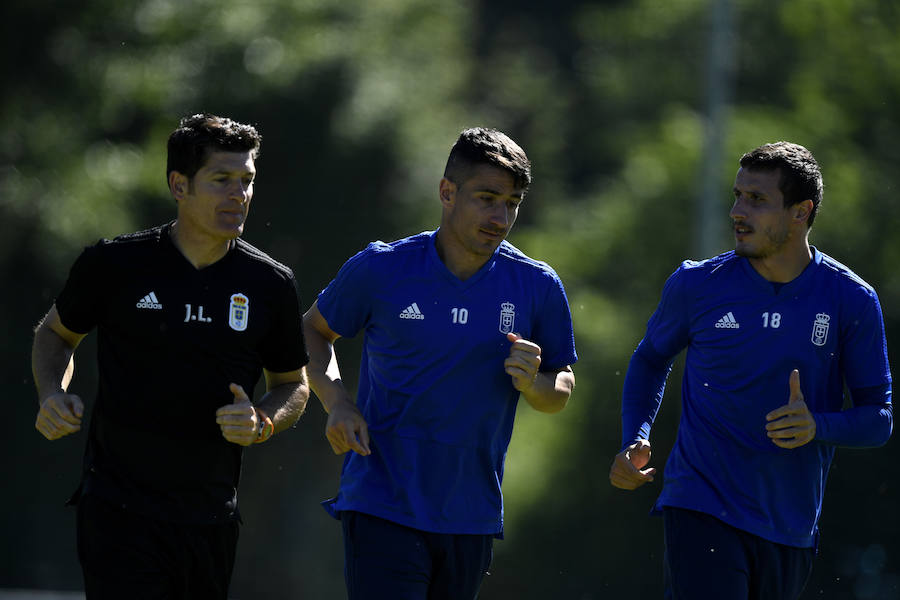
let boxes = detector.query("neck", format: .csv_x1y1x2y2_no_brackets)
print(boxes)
170,221,233,269
747,240,812,283
434,229,490,281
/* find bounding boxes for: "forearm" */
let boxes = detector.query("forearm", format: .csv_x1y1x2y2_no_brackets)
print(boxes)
304,333,355,416
521,368,574,413
31,324,77,402
813,385,893,447
257,378,310,434
621,343,672,449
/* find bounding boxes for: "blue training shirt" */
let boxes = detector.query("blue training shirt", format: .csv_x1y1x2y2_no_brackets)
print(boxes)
318,230,577,536
622,247,892,548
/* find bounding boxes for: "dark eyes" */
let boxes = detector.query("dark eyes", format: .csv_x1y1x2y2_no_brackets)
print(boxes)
478,195,519,209
213,176,254,185
734,191,764,203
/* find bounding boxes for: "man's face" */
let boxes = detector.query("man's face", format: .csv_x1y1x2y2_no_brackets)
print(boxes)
176,150,256,242
442,164,524,259
730,167,795,259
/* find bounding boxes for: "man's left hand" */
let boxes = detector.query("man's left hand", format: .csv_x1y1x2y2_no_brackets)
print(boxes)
765,369,816,449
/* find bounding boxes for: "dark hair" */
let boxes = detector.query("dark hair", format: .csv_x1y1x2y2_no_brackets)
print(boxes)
739,141,823,227
443,127,532,193
166,113,261,184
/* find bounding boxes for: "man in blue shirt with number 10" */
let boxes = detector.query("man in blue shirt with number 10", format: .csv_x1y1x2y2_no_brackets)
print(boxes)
303,127,577,600
609,141,892,600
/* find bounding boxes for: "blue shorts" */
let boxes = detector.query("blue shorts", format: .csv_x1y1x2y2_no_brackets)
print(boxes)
341,511,493,600
663,507,814,600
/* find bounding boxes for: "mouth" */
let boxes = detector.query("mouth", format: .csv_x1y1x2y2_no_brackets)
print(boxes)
479,227,506,240
734,223,752,240
219,210,245,225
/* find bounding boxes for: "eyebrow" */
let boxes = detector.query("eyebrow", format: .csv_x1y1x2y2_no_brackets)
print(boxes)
476,187,523,199
209,167,256,177
733,186,766,196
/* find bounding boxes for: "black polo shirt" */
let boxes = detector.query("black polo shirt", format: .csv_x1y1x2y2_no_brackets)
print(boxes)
55,222,308,524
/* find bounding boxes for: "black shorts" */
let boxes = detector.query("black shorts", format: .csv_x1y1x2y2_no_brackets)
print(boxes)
76,493,239,600
341,511,493,600
663,507,814,600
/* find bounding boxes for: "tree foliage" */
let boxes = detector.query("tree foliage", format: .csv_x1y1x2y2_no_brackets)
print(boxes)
3,0,898,597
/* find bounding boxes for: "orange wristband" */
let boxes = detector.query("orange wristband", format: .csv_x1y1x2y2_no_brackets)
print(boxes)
254,408,274,443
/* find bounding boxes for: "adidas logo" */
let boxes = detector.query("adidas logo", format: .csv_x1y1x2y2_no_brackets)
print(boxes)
715,311,740,329
136,291,163,310
399,302,425,320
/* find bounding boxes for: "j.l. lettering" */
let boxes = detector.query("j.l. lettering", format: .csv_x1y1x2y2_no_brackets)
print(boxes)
184,304,212,323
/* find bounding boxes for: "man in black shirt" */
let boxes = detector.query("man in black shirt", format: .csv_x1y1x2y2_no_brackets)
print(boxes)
31,113,309,599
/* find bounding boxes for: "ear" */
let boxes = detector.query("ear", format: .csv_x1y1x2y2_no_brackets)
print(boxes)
793,199,813,225
439,177,456,207
169,171,189,202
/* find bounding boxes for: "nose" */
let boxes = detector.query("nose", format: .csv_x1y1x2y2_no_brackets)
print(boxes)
229,180,251,203
488,203,511,228
729,196,744,220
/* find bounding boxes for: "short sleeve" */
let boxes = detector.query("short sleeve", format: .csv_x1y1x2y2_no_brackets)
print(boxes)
531,270,577,371
316,244,380,338
259,271,310,372
55,243,108,334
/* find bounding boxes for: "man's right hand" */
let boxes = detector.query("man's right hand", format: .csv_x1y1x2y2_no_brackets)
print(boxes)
609,439,656,490
36,393,84,440
325,399,371,456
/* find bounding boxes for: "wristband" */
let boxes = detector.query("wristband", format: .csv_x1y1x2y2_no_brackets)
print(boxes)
254,408,274,443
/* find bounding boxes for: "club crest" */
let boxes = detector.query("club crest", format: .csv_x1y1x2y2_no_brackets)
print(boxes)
811,312,830,347
229,293,250,332
499,302,516,334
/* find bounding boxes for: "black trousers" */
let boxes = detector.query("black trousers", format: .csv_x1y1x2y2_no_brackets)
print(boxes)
76,494,239,600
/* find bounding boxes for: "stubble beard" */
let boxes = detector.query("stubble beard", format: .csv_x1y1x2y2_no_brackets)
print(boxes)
735,226,790,260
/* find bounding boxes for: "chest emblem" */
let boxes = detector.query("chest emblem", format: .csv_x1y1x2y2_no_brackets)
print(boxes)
811,312,830,346
229,293,250,331
499,302,516,334
136,291,163,310
715,312,740,329
399,303,425,320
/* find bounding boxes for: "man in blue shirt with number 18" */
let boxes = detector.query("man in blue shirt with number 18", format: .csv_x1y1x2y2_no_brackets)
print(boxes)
303,127,577,600
609,142,892,600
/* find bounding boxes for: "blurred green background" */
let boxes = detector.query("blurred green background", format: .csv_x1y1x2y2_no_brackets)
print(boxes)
3,0,898,598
